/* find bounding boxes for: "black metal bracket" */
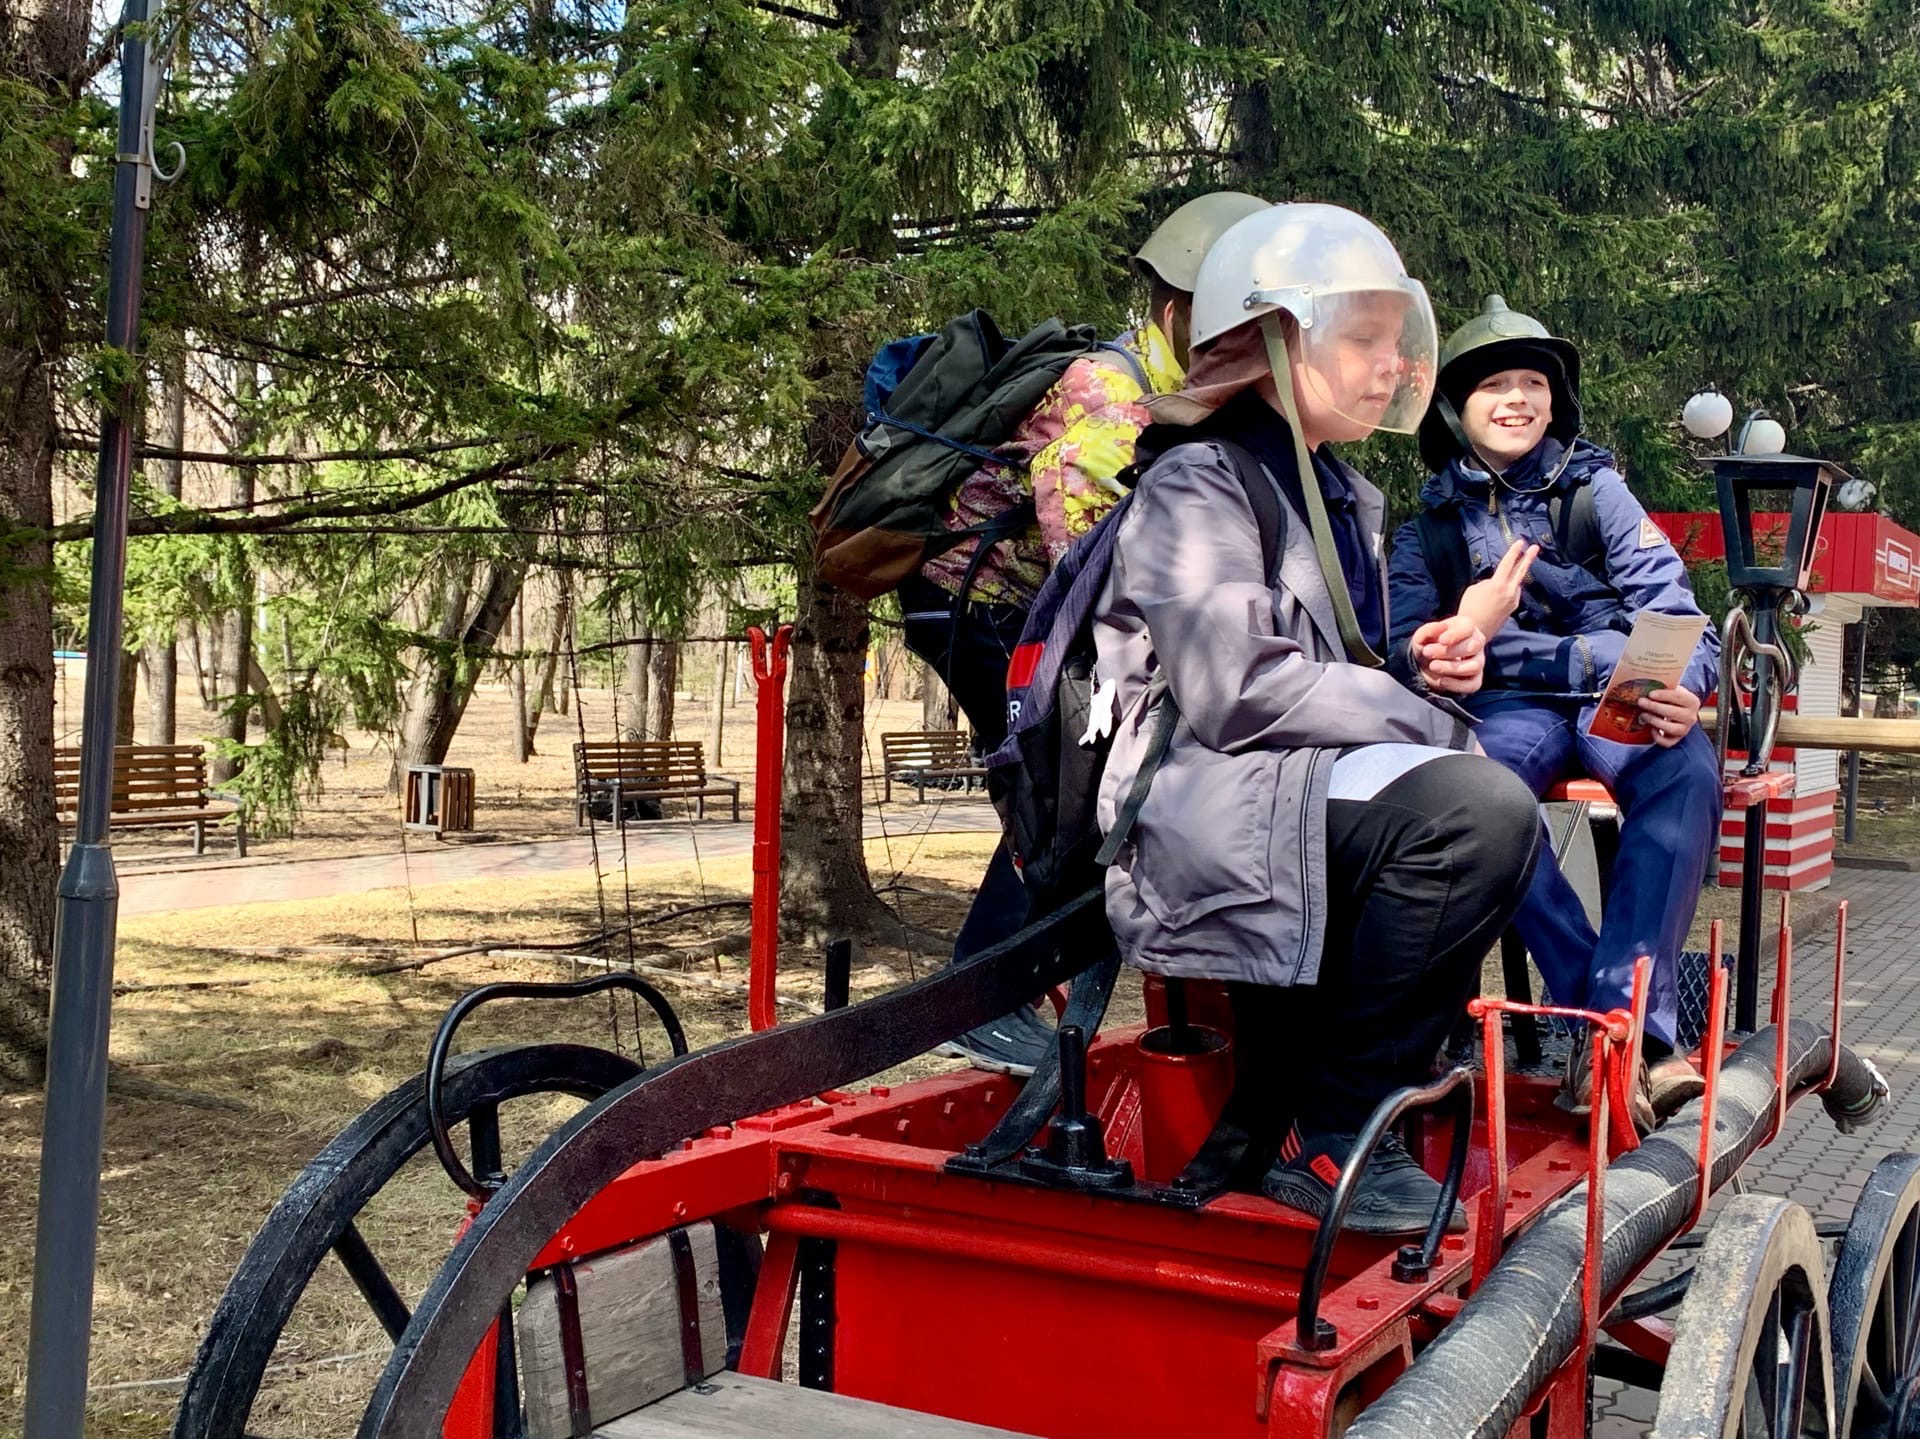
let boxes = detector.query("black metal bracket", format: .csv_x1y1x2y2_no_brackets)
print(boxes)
796,1193,840,1391
426,973,687,1198
1295,1067,1475,1352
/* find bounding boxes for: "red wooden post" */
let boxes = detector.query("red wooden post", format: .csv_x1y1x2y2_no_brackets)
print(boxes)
748,625,792,1032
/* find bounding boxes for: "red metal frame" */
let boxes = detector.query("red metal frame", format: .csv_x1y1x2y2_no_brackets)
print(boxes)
1768,892,1793,1146
1690,918,1729,1232
1822,900,1849,1092
415,810,1873,1439
747,624,792,1032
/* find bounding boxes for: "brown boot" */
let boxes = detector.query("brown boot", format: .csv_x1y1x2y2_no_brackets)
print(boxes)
1649,1054,1707,1119
1556,1031,1656,1135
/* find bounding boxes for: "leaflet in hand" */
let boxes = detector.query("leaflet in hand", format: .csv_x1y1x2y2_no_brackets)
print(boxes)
1587,611,1708,745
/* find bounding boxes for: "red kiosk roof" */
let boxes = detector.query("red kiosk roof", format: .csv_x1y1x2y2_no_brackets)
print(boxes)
1651,510,1920,605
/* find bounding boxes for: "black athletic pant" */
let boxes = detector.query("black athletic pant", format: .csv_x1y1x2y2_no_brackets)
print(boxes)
1239,753,1541,1135
898,574,1031,963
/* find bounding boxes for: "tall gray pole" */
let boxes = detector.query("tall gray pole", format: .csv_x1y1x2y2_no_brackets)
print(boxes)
1845,618,1867,843
23,3,164,1431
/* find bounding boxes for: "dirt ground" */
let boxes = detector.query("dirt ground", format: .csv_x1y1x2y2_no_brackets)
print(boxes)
54,657,944,869
0,831,1063,1438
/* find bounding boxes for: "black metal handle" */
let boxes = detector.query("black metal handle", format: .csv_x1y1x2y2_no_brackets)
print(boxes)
1295,1066,1475,1352
426,973,688,1198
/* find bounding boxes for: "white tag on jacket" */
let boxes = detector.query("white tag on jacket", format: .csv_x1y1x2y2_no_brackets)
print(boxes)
1081,676,1119,747
1638,517,1665,549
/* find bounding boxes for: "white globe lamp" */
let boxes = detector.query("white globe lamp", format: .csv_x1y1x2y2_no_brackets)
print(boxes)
1737,412,1788,456
1683,389,1734,439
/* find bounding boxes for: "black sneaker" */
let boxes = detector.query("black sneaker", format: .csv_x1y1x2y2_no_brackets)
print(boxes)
936,1005,1054,1077
1262,1129,1467,1236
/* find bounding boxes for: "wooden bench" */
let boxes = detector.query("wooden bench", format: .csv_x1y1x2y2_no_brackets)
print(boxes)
53,743,246,856
879,730,988,803
573,740,741,826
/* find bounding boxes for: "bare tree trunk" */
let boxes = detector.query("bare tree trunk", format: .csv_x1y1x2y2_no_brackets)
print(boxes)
146,347,186,743
707,641,729,765
509,594,529,763
647,636,678,741
529,586,569,741
114,650,137,743
919,657,954,731
623,625,651,740
243,653,285,731
0,0,88,1077
390,559,527,787
209,359,258,783
783,564,903,943
190,621,218,711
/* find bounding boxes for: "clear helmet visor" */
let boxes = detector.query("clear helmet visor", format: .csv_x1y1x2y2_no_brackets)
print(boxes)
1256,279,1438,436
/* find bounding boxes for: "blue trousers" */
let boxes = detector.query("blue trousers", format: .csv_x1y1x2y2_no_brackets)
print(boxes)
1471,698,1722,1049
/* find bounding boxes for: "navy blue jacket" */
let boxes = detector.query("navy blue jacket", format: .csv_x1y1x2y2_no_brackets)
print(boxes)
1386,439,1720,707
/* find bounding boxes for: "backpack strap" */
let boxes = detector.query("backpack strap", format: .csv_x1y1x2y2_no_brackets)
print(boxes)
1095,686,1179,866
1092,340,1151,394
1117,429,1288,581
1088,438,1287,867
1548,481,1607,583
1415,506,1474,618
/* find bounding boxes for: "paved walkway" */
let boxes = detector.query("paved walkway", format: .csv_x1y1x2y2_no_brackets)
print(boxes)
1594,866,1920,1433
118,805,1003,916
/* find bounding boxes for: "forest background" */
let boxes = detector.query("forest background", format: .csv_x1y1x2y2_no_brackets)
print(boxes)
3,0,1918,1078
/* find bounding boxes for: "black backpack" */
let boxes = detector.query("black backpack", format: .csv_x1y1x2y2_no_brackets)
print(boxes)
1413,482,1604,617
808,310,1147,601
988,431,1287,910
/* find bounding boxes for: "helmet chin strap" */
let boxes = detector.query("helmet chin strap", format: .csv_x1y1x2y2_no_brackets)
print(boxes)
1433,393,1575,510
1259,317,1384,669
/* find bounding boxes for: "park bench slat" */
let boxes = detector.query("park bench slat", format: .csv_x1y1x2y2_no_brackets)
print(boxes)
52,744,246,856
572,740,740,825
879,730,988,804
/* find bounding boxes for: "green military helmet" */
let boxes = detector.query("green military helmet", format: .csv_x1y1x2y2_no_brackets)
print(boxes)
1132,191,1271,293
1420,294,1584,473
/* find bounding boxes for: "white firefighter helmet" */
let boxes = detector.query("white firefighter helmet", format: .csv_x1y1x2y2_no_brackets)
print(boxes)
1188,202,1438,435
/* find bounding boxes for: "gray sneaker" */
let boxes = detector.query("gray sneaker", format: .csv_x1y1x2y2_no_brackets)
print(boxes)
936,1005,1054,1077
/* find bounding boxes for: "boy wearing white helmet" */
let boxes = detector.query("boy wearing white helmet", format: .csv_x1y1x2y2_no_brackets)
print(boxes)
1092,203,1541,1235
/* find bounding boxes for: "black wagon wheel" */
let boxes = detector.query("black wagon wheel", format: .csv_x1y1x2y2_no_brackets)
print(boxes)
1830,1153,1920,1436
1653,1193,1838,1439
172,1042,639,1439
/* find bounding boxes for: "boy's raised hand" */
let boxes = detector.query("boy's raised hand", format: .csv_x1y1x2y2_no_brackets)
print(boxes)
1456,540,1540,639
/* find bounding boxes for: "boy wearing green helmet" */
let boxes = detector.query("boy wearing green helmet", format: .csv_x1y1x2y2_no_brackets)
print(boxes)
1387,295,1723,1132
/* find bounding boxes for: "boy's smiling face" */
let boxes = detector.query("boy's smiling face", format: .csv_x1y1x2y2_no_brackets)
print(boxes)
1462,366,1552,466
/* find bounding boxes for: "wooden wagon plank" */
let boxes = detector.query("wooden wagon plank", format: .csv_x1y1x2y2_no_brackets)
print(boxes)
596,1373,1038,1439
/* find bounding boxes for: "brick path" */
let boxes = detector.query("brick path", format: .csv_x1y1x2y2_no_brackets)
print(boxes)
1593,866,1920,1433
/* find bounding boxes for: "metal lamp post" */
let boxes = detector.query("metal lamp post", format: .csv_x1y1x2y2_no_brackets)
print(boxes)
1687,386,1849,1028
23,6,182,1434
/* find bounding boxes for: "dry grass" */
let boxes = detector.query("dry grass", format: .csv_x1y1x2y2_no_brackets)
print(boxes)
0,832,1006,1438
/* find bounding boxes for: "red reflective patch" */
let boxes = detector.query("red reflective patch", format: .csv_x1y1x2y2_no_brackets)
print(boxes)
1006,642,1044,691
1311,1154,1343,1187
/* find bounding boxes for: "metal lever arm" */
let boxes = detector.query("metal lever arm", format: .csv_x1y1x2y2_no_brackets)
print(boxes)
426,973,687,1198
1295,1066,1475,1351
